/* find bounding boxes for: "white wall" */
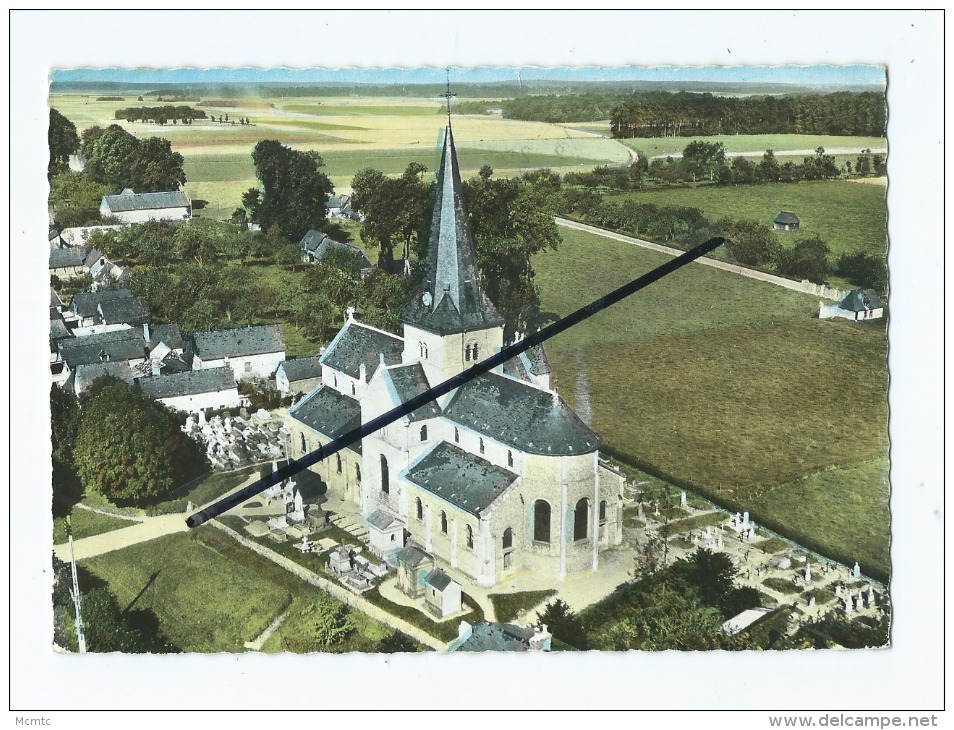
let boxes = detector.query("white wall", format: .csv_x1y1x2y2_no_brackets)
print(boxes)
195,351,285,381
155,387,241,413
103,206,191,224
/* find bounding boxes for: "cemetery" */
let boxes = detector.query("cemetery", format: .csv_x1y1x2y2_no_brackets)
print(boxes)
182,407,289,470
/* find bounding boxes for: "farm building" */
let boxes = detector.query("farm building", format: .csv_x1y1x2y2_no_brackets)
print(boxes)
100,189,191,223
70,289,147,329
65,361,139,398
191,324,286,381
276,356,323,396
55,329,148,373
298,230,375,276
326,194,357,220
819,288,886,321
136,366,240,413
49,245,98,281
284,123,625,589
773,211,800,231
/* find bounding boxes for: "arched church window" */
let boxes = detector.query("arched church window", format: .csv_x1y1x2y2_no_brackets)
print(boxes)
440,511,448,534
502,527,513,550
599,500,607,525
420,342,427,359
533,501,551,544
507,450,513,467
574,498,590,541
416,498,423,520
300,433,306,454
351,382,356,396
380,454,390,495
472,343,479,361
465,344,472,362
465,525,474,549
355,463,361,482
333,374,337,388
479,438,485,455
454,427,459,443
336,453,342,474
420,425,428,442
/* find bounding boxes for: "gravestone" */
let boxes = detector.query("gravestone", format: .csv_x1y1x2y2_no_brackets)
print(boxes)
776,557,791,570
845,597,853,614
743,511,750,528
805,562,811,582
680,491,687,508
853,562,861,579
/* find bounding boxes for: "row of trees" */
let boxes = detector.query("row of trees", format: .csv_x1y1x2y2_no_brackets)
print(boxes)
559,192,887,291
610,91,886,138
566,144,885,193
114,105,208,125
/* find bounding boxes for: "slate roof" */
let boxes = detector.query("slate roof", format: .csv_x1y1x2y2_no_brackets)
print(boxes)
839,288,886,312
98,296,150,325
137,367,237,400
71,288,134,318
774,211,800,225
192,324,285,360
404,442,518,516
424,568,453,591
502,344,552,383
320,321,403,381
401,125,505,335
279,356,323,382
394,545,431,568
455,622,536,652
50,287,66,310
366,509,402,531
287,386,362,453
69,361,138,395
49,246,90,269
299,230,373,270
147,323,186,351
327,194,351,210
49,317,71,343
58,329,147,368
386,363,441,422
102,190,190,213
444,372,601,456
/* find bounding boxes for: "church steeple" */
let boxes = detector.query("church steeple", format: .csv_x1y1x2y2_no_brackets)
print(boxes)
401,123,505,335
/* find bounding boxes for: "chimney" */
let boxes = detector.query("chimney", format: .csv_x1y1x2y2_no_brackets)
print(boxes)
151,358,161,377
529,624,552,652
142,322,151,343
359,362,367,383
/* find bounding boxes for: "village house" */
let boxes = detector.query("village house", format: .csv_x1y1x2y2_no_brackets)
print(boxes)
450,621,552,652
58,225,124,248
326,194,355,220
191,324,286,382
136,366,240,413
773,210,800,231
285,123,625,590
55,328,148,377
100,189,192,224
49,245,97,281
819,288,886,321
298,230,375,277
65,361,139,398
276,356,323,396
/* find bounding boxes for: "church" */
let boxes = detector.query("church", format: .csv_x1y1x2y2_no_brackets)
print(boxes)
285,121,625,589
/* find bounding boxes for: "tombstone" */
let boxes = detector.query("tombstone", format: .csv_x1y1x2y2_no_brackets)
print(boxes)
776,557,791,570
680,491,687,508
807,595,815,608
735,512,742,525
835,584,843,598
716,534,723,548
224,417,232,432
637,502,644,519
654,503,660,517
186,415,195,431
746,528,754,542
853,562,861,579
742,511,750,528
845,597,853,614
867,585,876,606
804,562,812,582
198,409,207,425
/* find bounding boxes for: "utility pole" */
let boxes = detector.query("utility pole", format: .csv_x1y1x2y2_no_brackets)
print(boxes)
66,515,87,653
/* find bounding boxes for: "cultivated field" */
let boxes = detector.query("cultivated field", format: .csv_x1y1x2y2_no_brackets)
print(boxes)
536,227,889,576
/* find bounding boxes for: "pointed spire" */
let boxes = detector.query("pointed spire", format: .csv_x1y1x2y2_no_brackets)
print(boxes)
400,124,505,335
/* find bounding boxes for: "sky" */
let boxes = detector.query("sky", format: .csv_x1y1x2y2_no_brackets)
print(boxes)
51,64,886,88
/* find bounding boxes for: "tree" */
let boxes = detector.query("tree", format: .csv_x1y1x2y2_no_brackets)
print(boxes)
50,387,83,500
682,140,726,182
244,140,334,241
535,599,589,650
351,164,430,267
50,171,109,210
836,251,888,294
129,137,186,192
757,149,781,182
73,379,207,504
84,124,141,190
49,108,80,179
775,234,831,283
720,218,780,267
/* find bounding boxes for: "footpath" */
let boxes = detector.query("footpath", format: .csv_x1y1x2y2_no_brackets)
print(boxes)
555,217,846,301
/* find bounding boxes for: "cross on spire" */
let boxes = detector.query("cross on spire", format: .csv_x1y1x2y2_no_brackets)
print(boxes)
441,68,457,122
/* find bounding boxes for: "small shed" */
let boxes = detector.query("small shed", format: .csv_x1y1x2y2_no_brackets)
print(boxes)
819,289,886,321
366,509,405,558
423,568,462,619
773,211,800,231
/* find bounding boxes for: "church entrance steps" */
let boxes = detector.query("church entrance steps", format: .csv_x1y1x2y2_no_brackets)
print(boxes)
330,514,369,540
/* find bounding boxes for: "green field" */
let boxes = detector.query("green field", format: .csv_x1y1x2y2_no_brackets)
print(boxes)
605,179,888,262
535,227,889,574
615,134,886,159
53,509,138,544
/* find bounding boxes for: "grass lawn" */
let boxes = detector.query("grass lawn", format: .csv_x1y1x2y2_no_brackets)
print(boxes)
147,466,257,515
749,458,891,581
535,225,889,575
659,512,727,538
753,538,790,554
260,593,393,653
605,179,888,261
762,577,802,595
82,529,294,652
488,590,557,623
52,509,138,544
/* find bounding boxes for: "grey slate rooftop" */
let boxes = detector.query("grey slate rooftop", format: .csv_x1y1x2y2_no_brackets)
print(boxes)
288,386,362,453
455,622,536,652
299,230,373,270
49,246,90,269
69,361,139,395
71,288,134,318
320,321,403,381
192,324,285,360
401,126,505,336
386,363,441,422
147,323,186,351
424,568,453,591
839,288,886,312
279,356,323,382
366,509,401,531
394,545,431,568
102,190,190,213
98,296,150,325
58,329,147,369
136,367,236,400
444,372,601,456
774,211,800,225
404,442,518,516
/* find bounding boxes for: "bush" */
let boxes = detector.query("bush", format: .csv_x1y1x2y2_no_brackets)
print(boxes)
775,234,831,284
836,251,888,294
